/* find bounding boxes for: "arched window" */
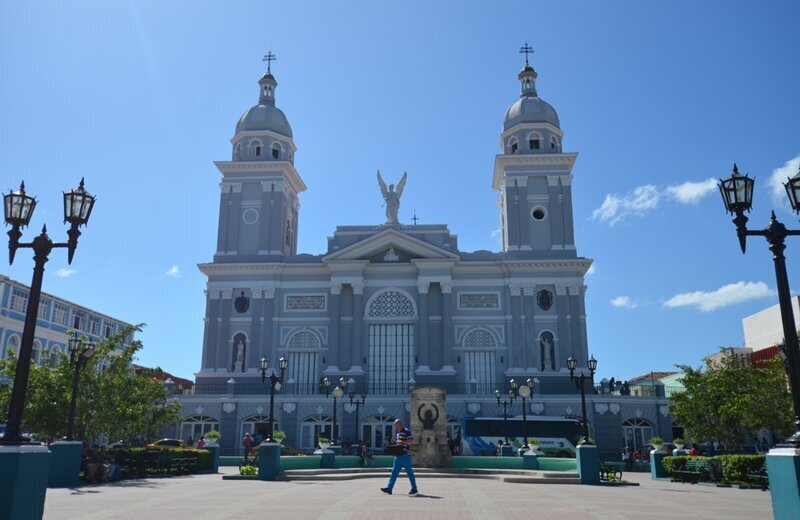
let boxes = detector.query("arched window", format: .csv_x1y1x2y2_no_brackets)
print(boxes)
528,132,541,150
300,414,334,450
232,333,246,372
622,418,653,452
550,136,559,151
539,331,556,371
250,139,262,157
5,335,20,358
32,339,41,365
49,346,61,368
242,415,277,445
362,414,396,449
180,415,219,444
463,329,497,388
509,137,518,154
365,290,416,394
234,143,242,160
286,330,321,394
272,142,281,159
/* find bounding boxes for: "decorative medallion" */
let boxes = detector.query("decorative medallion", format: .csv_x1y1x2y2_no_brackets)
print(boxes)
344,403,356,414
256,406,264,414
235,291,250,313
377,406,385,415
594,403,609,415
660,405,670,417
536,290,553,311
531,402,545,415
316,406,324,415
467,402,481,414
223,402,236,414
195,406,204,415
609,403,621,415
565,406,574,416
282,402,296,414
634,408,643,417
405,402,412,413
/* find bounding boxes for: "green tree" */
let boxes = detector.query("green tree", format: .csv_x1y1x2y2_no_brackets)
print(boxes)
0,326,181,445
670,352,794,448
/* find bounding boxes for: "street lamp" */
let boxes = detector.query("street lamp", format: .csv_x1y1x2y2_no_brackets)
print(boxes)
495,386,516,445
259,355,288,442
348,386,367,443
719,163,800,446
1,179,96,444
65,336,95,441
323,376,347,445
510,378,534,450
568,354,597,444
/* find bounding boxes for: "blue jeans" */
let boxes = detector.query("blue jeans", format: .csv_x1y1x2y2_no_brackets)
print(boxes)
386,454,417,490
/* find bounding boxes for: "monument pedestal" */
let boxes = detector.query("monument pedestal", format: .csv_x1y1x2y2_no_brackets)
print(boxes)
0,444,50,520
48,441,82,487
410,386,451,468
766,447,800,520
257,443,281,481
576,444,600,484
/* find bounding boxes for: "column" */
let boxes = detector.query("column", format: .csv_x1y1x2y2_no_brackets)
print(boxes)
548,175,565,249
216,289,233,370
351,283,364,370
508,285,523,370
248,289,263,371
441,282,454,368
522,286,535,370
555,284,571,368
417,281,430,370
259,182,275,254
261,288,276,360
329,282,342,370
201,290,217,370
216,185,231,253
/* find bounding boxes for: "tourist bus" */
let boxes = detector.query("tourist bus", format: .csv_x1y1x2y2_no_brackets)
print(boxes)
460,416,583,457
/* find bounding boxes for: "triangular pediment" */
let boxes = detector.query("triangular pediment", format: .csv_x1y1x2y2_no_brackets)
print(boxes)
323,229,459,263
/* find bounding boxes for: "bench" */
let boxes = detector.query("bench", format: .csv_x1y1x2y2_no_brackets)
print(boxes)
747,462,769,490
672,459,709,483
599,461,623,482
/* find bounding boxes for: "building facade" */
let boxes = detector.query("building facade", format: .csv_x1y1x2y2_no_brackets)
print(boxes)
172,56,675,458
0,274,134,367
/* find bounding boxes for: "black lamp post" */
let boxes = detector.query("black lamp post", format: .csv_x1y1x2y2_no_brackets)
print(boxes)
323,376,347,445
65,336,95,441
719,163,800,447
495,386,516,445
1,179,96,444
348,387,367,442
259,355,288,442
568,353,597,444
511,378,534,449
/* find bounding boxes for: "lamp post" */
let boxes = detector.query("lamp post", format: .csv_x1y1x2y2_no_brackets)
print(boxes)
511,378,533,450
259,355,288,442
495,386,516,445
719,163,800,446
348,388,367,442
323,376,347,445
65,336,95,442
567,354,597,444
1,180,96,444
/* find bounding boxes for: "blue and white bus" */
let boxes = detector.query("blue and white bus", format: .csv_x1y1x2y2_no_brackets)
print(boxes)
461,416,582,457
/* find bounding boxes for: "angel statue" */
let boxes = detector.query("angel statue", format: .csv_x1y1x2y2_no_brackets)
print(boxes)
377,170,407,225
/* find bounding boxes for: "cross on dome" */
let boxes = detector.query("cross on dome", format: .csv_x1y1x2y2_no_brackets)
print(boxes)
519,43,534,66
263,51,277,74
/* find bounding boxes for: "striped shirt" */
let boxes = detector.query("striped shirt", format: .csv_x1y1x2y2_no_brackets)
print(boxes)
396,427,414,454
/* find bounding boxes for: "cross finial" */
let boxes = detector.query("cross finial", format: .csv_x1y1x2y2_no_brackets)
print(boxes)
263,51,277,74
411,210,419,226
519,42,534,66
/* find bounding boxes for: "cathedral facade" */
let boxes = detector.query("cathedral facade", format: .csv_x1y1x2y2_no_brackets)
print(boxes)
172,55,674,458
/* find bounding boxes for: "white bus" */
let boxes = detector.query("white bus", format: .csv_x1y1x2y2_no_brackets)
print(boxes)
461,416,582,457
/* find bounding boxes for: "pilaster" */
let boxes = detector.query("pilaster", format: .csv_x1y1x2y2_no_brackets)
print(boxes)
328,282,342,369
416,281,430,370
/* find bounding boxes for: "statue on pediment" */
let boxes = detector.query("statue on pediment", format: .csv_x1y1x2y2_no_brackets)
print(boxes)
377,170,407,225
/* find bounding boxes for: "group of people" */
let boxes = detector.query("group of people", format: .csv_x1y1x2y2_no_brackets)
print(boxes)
186,435,207,449
82,444,121,484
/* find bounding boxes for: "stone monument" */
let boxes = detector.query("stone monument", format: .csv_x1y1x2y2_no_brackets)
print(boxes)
410,385,450,468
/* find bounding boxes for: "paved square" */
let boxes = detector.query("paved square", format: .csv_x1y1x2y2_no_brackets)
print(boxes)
42,469,773,519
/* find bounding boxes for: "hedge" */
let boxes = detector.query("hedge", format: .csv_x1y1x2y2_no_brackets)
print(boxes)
109,447,212,477
662,455,765,484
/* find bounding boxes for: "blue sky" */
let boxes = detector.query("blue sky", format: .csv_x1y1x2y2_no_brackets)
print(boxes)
1,1,799,382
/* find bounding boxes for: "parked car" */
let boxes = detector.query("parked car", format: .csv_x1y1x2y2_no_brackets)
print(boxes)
147,438,187,449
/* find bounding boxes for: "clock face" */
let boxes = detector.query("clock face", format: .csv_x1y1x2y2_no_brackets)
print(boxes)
518,385,531,398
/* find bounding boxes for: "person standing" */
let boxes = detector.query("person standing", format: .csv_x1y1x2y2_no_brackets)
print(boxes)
243,432,253,459
381,419,418,496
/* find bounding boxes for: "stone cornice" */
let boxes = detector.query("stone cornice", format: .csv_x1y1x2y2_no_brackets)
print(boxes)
492,153,578,190
214,160,307,194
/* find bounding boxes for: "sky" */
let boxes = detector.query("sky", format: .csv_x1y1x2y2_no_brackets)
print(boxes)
1,1,799,383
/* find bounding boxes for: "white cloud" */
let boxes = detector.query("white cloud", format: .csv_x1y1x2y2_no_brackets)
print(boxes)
610,296,638,309
165,265,181,278
55,268,77,278
666,178,718,204
591,185,659,225
664,281,775,312
586,264,596,276
490,229,501,238
767,155,800,208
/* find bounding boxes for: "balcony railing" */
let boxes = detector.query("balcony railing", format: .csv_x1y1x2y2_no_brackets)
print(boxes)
174,381,684,398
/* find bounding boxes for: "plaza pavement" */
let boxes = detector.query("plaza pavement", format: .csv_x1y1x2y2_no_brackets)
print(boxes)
42,467,773,520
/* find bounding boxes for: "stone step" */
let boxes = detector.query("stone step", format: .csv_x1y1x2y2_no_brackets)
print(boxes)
280,467,580,483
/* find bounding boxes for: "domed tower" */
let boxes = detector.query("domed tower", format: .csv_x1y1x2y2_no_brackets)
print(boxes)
213,55,306,261
492,47,578,258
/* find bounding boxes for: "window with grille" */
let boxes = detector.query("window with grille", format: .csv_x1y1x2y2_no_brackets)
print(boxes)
367,290,416,318
53,303,68,326
38,299,49,320
287,331,321,394
464,329,497,385
10,288,28,313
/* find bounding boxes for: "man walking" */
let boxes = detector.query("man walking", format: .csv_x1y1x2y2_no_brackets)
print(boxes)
381,419,418,496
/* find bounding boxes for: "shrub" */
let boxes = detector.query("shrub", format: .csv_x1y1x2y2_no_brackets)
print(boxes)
318,437,330,445
273,430,286,441
204,430,222,441
662,455,688,476
650,437,664,445
721,455,765,483
673,438,685,446
239,465,257,476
